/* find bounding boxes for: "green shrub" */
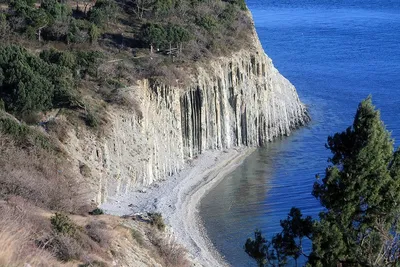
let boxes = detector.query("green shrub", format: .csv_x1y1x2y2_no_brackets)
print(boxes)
51,213,77,236
40,49,103,79
89,208,104,215
139,23,192,48
85,111,100,128
165,24,191,44
76,51,103,77
0,117,52,149
41,0,72,22
89,23,101,44
226,0,247,10
220,2,238,24
148,212,165,231
79,261,107,267
153,0,176,16
196,15,218,32
139,23,167,47
106,78,125,89
67,18,91,44
88,0,118,27
131,228,144,245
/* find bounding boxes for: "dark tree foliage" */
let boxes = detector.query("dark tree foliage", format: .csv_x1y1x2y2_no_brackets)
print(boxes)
130,0,251,55
245,230,268,267
139,23,191,48
245,208,313,267
40,49,103,78
8,0,72,41
224,0,247,10
245,97,400,266
5,0,106,43
0,45,74,114
40,0,72,23
88,0,118,26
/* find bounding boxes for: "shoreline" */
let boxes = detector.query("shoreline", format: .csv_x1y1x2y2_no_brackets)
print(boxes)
100,147,255,266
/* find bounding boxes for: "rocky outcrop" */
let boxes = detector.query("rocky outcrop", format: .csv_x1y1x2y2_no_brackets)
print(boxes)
65,30,309,204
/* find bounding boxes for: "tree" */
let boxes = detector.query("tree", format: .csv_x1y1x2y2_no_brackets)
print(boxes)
139,23,166,48
129,0,154,19
245,97,400,266
245,208,313,267
245,230,268,267
311,97,400,266
0,45,75,114
41,0,72,22
88,0,118,26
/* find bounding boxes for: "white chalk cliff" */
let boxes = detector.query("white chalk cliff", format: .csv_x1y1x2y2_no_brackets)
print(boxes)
65,26,309,204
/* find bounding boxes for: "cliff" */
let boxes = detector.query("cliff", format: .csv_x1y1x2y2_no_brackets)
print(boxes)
64,29,309,204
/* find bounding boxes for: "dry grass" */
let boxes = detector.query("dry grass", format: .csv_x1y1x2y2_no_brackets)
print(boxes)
147,231,190,267
85,220,112,249
46,119,70,143
130,228,144,246
0,133,86,213
0,205,73,267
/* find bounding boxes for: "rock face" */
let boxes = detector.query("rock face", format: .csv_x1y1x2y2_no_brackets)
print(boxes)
66,30,309,204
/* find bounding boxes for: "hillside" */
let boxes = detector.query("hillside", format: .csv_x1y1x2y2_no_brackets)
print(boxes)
0,0,308,266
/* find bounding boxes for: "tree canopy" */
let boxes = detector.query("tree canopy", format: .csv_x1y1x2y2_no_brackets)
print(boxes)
245,97,400,266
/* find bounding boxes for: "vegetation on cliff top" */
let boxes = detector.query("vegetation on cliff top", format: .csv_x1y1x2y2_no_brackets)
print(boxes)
0,0,242,265
0,0,253,125
245,97,400,266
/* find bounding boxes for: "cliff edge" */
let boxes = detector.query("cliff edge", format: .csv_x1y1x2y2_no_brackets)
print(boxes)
65,24,309,204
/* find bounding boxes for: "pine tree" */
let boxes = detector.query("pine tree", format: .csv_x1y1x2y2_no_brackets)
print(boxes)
311,97,400,266
245,97,400,266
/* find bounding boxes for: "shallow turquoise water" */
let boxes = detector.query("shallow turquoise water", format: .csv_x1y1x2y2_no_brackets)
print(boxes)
199,1,400,266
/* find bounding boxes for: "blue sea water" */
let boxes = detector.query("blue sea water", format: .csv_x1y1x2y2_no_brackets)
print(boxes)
199,0,400,266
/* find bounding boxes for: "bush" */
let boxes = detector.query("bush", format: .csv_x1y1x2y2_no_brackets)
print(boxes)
148,212,165,231
88,0,118,27
46,119,69,143
148,231,189,267
0,117,52,149
79,261,108,267
139,23,167,47
85,220,111,248
196,15,218,32
89,208,104,215
67,18,91,44
231,0,247,10
51,233,82,261
51,213,77,236
41,0,72,22
76,50,103,77
139,23,192,48
89,23,101,43
85,111,100,128
131,228,144,246
40,49,103,79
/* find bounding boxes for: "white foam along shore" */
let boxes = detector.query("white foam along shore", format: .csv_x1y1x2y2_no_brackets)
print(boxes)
100,147,255,266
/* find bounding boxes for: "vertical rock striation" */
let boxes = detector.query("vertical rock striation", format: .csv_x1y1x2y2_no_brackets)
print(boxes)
66,32,309,203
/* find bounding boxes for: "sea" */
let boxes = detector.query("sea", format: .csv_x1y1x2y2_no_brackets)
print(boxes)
199,0,400,266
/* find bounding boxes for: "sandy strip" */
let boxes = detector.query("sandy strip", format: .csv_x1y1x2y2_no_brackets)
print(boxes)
100,147,255,266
